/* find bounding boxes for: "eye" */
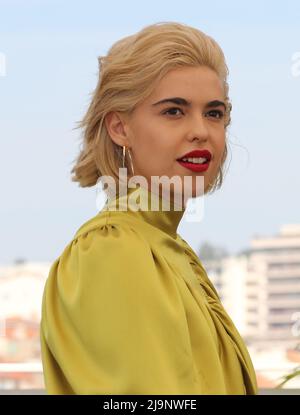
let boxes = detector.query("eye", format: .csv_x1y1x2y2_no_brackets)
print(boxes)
206,109,224,119
162,107,184,117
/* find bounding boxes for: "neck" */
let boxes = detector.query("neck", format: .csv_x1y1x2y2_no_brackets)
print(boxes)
104,184,186,239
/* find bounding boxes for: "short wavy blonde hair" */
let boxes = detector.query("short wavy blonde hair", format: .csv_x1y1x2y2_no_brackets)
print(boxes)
70,21,232,194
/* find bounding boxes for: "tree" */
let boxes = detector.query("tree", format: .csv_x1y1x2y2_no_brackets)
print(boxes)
198,242,229,261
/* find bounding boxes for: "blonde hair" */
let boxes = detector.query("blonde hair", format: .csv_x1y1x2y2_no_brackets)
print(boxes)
70,21,232,194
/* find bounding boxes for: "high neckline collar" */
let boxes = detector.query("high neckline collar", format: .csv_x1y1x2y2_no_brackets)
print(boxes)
104,185,186,239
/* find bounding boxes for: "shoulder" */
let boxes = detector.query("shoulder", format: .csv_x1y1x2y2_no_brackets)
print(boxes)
43,211,160,313
72,210,150,256
46,210,154,287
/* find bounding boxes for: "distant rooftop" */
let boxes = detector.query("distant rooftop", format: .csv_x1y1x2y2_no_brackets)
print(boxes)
280,224,300,237
251,224,300,241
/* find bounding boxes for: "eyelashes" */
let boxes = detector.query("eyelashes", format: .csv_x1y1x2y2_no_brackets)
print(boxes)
162,107,225,119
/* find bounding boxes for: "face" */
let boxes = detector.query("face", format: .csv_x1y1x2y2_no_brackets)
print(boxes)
106,65,227,206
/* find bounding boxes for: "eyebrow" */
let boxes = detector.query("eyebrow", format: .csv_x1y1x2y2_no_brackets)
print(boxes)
152,97,226,110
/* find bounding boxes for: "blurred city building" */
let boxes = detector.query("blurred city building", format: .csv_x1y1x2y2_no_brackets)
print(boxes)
201,224,300,388
0,261,50,390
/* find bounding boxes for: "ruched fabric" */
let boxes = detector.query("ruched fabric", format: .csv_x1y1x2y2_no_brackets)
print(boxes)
40,185,258,395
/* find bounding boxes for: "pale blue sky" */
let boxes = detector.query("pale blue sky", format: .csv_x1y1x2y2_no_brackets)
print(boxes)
1,0,300,264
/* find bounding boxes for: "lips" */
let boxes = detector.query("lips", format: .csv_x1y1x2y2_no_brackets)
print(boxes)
176,149,212,173
177,149,212,161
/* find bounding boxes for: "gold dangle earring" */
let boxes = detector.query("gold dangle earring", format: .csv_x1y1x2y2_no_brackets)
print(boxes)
122,145,135,176
122,145,126,168
127,148,135,176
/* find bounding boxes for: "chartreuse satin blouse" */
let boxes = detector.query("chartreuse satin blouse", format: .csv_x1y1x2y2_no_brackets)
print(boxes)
40,185,258,395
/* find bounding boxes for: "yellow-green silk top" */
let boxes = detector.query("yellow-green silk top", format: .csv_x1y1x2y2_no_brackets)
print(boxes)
40,185,258,395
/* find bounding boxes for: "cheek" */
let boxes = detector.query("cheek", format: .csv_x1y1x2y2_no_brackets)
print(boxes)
132,136,166,174
135,133,171,161
215,133,226,158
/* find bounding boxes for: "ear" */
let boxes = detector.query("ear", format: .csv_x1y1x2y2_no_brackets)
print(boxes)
104,111,130,147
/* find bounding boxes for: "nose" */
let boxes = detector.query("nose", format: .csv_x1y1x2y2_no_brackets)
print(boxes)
187,113,210,143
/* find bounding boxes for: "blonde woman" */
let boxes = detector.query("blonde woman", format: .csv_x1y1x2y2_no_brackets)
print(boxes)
40,21,258,395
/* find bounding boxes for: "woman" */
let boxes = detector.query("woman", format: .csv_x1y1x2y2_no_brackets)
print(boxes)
40,21,258,395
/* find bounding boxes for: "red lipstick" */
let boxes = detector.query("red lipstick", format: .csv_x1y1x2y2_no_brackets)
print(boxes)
176,149,212,173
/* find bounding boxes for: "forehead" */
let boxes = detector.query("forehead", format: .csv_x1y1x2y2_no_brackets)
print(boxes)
148,65,224,103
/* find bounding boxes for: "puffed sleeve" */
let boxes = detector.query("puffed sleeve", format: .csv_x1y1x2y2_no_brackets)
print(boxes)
40,223,198,395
